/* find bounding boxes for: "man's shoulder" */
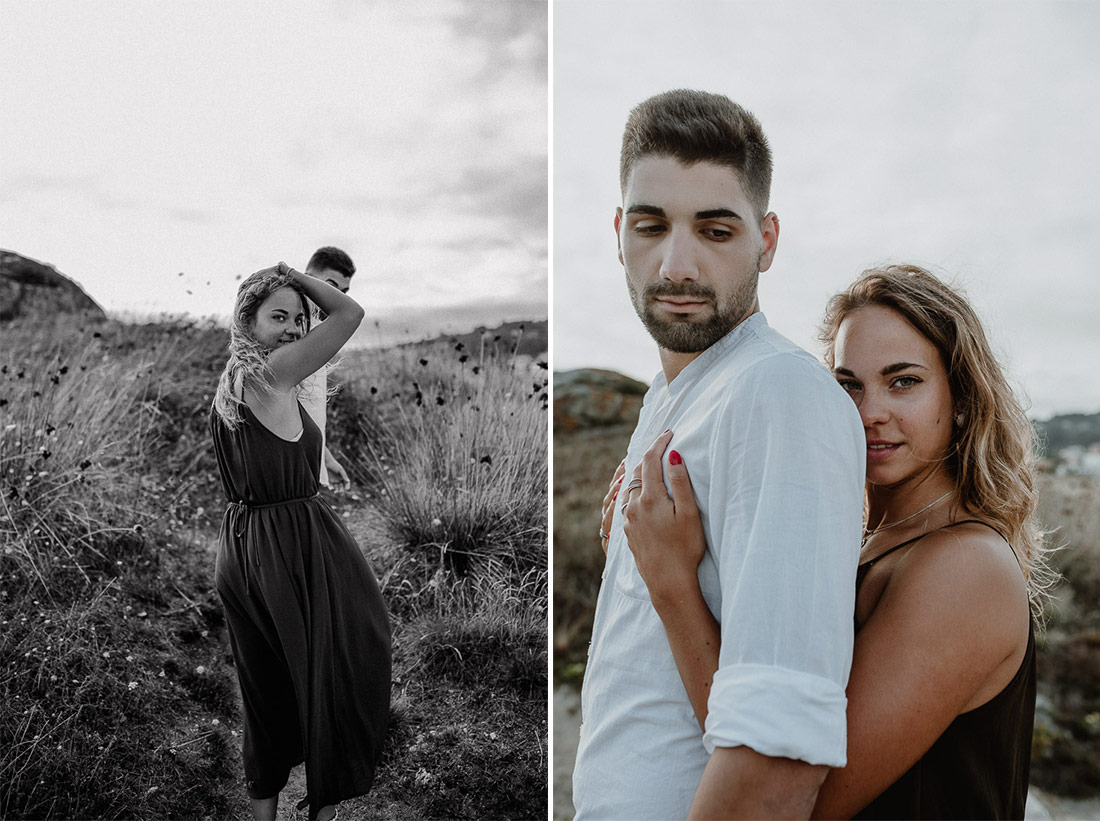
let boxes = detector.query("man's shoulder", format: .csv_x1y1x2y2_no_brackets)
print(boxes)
712,322,841,397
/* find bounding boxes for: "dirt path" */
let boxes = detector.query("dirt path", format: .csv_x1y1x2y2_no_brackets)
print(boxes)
553,685,1099,821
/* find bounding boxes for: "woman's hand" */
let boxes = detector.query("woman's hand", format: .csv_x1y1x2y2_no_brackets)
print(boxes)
621,430,707,608
599,459,626,555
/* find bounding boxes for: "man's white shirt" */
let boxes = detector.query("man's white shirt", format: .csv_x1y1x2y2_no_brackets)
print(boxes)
572,313,866,820
299,368,329,487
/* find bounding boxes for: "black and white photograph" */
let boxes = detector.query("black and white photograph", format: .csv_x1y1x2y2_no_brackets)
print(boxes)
1,1,547,819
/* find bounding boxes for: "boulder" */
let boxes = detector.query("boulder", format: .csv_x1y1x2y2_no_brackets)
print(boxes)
553,368,648,431
0,249,106,322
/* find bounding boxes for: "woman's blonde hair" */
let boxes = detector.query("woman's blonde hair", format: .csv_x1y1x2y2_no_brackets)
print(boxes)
213,266,311,428
820,264,1055,614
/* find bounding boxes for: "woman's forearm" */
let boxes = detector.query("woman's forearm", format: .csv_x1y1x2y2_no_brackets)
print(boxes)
289,266,364,325
651,581,721,732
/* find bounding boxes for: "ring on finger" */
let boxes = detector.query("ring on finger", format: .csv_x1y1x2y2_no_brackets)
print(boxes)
626,478,643,493
599,528,609,540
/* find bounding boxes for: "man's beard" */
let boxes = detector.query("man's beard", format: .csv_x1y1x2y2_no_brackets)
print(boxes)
628,268,759,354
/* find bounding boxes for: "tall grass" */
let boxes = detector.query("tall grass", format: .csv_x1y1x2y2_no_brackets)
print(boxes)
2,315,548,819
1,316,238,819
320,338,549,819
341,342,548,581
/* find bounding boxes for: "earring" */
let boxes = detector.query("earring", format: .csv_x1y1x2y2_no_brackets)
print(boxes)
954,413,966,427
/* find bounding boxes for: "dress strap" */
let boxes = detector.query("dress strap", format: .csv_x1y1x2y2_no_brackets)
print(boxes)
860,519,1003,569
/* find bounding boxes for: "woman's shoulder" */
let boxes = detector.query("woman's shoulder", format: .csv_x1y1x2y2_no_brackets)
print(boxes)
891,520,1029,625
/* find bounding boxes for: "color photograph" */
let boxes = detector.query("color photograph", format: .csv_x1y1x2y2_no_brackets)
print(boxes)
553,2,1100,819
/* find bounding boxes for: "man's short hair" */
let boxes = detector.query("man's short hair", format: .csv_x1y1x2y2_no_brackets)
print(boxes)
620,89,773,220
307,246,356,279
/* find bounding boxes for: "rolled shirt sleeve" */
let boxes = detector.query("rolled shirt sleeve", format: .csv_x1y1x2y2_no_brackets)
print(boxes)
701,353,865,766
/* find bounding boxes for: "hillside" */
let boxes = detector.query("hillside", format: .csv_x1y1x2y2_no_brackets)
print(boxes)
1,315,547,819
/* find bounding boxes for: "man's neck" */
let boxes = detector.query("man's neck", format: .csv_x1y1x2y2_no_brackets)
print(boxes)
659,348,703,384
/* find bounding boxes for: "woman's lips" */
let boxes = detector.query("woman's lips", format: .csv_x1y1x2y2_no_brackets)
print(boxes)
867,442,901,461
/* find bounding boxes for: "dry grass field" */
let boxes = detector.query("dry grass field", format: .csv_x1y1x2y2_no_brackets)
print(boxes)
0,316,547,820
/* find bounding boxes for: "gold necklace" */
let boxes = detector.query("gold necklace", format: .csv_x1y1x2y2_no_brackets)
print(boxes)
862,490,953,546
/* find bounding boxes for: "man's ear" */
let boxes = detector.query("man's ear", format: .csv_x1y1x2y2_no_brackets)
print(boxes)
758,212,780,273
614,207,625,266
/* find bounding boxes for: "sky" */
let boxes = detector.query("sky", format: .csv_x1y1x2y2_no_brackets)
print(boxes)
0,0,547,347
553,1,1100,419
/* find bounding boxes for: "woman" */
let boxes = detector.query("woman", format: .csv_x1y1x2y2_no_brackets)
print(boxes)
211,263,391,821
605,265,1051,819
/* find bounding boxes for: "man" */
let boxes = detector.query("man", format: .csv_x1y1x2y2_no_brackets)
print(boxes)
300,245,356,491
571,90,866,819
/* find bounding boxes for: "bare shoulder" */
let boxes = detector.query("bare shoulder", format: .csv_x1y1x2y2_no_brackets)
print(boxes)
887,521,1029,635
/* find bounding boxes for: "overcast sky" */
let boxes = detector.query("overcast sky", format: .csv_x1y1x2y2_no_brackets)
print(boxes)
553,1,1100,419
1,0,547,346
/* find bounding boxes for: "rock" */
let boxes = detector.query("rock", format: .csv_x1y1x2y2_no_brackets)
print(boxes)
553,368,648,431
0,249,106,322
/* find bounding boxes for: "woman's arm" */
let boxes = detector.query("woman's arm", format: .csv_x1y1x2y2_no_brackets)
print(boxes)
811,526,1030,819
621,430,720,731
265,262,365,391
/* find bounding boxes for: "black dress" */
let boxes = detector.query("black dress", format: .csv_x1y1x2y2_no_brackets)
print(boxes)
210,401,391,820
853,521,1035,820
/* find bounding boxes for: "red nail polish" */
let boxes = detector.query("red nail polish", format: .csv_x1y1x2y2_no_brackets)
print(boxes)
669,450,682,466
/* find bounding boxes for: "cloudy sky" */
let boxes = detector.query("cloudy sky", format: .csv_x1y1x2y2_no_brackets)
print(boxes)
553,1,1100,419
1,0,547,346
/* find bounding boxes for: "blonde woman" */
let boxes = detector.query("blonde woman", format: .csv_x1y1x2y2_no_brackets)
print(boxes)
608,265,1050,819
211,263,390,821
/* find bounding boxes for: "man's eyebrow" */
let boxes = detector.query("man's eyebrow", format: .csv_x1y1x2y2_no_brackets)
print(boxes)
624,204,744,221
624,204,665,217
696,208,743,221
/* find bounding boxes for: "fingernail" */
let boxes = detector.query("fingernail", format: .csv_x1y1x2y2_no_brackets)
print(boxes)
669,450,682,466
612,491,618,501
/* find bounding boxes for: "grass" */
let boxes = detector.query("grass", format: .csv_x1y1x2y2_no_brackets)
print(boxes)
1,315,547,819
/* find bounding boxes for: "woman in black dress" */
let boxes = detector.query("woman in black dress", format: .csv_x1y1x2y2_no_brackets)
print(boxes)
210,262,390,821
610,265,1053,819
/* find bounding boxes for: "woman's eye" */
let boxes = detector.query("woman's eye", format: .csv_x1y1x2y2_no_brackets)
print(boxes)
892,376,920,389
836,379,861,394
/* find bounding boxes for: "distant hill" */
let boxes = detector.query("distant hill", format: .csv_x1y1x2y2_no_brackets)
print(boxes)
399,319,547,361
1033,411,1100,455
0,249,106,322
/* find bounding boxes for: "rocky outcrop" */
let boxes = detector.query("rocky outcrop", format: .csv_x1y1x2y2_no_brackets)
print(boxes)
553,368,648,431
0,250,106,322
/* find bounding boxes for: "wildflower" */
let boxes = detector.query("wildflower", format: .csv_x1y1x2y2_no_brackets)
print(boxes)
195,665,207,675
128,681,138,691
